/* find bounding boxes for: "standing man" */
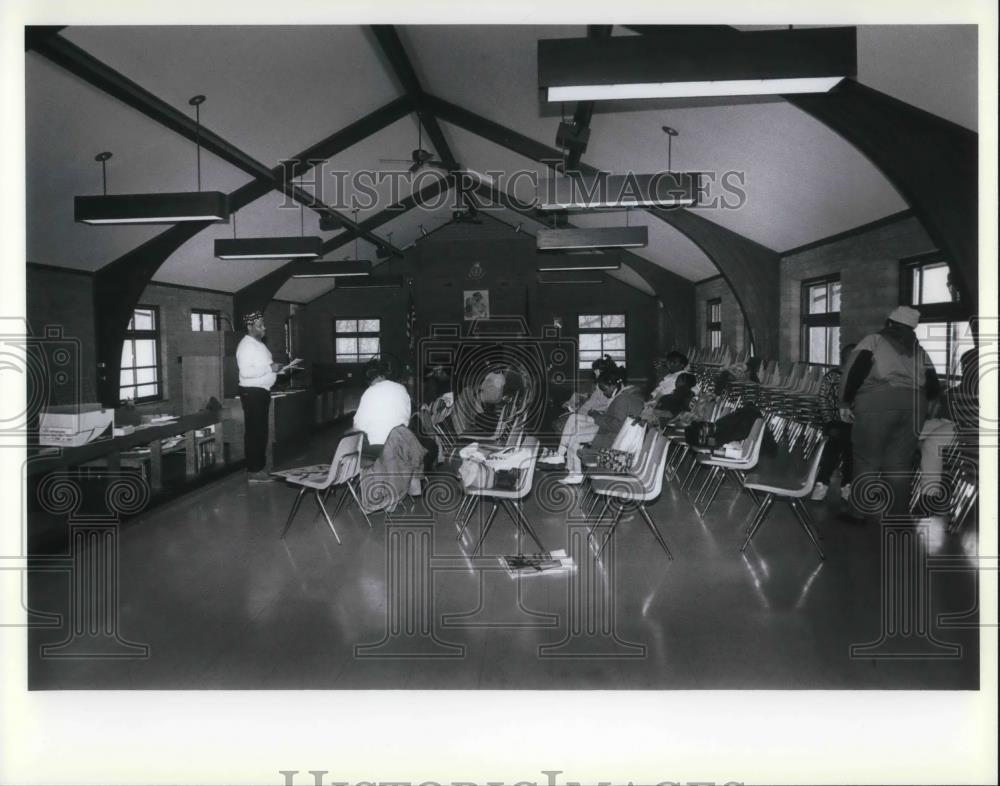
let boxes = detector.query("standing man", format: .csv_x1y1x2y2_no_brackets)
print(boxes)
237,311,283,483
839,306,940,522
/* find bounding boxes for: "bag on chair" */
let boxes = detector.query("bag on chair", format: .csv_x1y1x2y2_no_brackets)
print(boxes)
610,417,646,460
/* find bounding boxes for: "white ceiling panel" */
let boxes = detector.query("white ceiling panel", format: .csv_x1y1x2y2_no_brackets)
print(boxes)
583,101,907,252
61,26,403,166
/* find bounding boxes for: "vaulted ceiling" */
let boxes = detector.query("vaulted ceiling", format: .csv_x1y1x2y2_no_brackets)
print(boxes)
25,24,977,302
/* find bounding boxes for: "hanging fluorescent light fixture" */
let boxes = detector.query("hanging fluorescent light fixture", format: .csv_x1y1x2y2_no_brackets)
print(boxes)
537,172,701,210
537,225,647,251
76,97,231,225
538,27,855,102
290,260,371,278
215,235,322,259
537,256,620,272
538,272,604,285
216,200,323,259
336,275,404,289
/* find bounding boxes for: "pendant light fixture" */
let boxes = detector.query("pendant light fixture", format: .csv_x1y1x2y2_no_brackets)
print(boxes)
291,209,371,278
538,27,855,102
215,200,322,260
75,95,230,225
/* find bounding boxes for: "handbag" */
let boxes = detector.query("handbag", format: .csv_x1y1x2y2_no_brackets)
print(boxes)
493,468,523,491
595,448,635,472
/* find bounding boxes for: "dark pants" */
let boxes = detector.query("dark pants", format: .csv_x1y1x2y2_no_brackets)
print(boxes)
817,421,853,485
850,396,923,519
238,386,271,472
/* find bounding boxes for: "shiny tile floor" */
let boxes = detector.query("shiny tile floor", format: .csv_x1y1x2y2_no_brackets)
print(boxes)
28,429,980,689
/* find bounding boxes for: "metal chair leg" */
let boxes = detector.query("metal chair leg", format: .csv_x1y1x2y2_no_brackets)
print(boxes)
637,504,673,560
346,479,373,528
596,502,627,557
789,498,825,560
279,487,308,539
506,499,545,554
587,497,612,533
456,496,478,541
314,490,342,544
694,465,717,505
699,468,728,516
329,484,351,522
471,503,500,557
740,493,774,552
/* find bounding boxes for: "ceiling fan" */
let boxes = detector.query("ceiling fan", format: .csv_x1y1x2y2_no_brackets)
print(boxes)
379,120,444,173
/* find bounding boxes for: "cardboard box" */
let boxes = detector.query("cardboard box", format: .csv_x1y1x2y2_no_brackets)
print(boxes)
39,404,115,447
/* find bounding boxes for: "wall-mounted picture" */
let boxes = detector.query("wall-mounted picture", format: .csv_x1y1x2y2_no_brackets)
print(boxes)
463,288,490,320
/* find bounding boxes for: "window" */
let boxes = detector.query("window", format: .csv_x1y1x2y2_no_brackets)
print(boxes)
706,298,722,350
801,276,841,365
190,309,219,331
901,255,973,383
120,306,162,403
577,314,626,370
335,318,381,363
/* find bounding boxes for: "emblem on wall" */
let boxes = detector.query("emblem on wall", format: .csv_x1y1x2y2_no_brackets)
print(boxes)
468,261,485,280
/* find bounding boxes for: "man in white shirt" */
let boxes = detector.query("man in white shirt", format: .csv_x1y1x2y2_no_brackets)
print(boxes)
236,311,284,482
354,358,412,460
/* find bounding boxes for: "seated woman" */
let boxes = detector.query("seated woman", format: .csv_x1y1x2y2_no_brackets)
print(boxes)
558,365,645,485
541,355,618,466
643,371,698,426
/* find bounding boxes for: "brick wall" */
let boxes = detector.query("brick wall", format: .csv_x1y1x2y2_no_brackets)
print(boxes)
779,215,936,363
133,283,235,415
25,265,243,414
693,276,747,354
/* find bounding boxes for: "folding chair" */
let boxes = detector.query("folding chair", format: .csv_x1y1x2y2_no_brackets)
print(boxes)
740,430,828,561
455,437,546,557
587,432,673,560
274,431,370,542
691,417,765,517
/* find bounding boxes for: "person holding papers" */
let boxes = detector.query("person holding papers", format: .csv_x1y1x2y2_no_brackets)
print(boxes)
236,311,288,483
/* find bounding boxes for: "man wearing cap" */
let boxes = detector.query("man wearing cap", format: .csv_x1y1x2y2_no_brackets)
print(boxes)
236,312,284,482
839,306,941,522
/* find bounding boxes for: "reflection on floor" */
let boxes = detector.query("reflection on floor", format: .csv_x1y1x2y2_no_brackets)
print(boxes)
28,427,980,690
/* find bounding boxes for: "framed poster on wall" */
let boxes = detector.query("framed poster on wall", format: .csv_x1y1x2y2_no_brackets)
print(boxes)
463,289,490,320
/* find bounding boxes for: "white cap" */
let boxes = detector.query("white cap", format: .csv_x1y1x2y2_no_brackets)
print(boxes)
887,305,921,329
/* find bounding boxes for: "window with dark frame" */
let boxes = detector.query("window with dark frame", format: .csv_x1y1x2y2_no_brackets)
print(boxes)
900,254,974,383
706,298,722,350
801,276,841,365
120,306,162,403
190,309,219,332
334,318,381,364
577,314,626,370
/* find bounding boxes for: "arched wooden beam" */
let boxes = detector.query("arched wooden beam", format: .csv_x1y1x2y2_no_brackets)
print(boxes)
786,79,978,307
424,93,778,355
644,207,781,356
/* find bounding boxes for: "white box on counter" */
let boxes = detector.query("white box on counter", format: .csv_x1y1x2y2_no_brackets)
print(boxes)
38,404,115,447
